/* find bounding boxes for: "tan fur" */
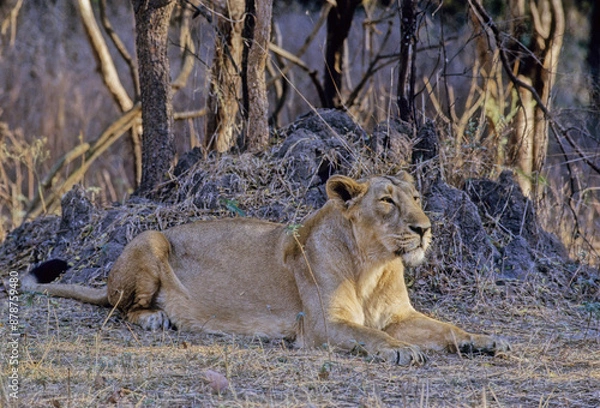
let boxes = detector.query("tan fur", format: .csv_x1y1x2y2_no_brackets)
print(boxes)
24,173,510,364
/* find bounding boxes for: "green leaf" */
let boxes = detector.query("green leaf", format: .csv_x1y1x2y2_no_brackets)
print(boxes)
220,198,246,217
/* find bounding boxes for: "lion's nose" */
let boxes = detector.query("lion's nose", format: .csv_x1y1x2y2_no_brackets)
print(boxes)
409,223,431,238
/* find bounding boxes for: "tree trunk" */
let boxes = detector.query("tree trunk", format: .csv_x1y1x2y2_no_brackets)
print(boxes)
242,0,272,151
323,0,361,108
205,0,245,153
396,0,417,123
507,0,564,198
131,0,176,195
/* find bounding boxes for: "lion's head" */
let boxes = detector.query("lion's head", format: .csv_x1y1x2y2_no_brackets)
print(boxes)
326,172,432,266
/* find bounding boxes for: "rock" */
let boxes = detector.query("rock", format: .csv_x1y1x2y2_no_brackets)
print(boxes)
369,118,413,170
466,170,569,278
499,236,536,280
277,109,365,187
59,185,95,235
280,108,366,145
174,146,204,176
425,178,497,272
413,120,439,164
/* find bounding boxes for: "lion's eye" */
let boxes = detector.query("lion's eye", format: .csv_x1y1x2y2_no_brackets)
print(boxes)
414,195,421,204
380,196,394,205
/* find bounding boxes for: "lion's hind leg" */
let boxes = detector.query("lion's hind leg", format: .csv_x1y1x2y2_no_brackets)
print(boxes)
107,230,178,331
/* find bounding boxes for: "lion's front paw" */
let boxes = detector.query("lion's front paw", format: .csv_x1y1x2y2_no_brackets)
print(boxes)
458,335,511,357
380,344,427,366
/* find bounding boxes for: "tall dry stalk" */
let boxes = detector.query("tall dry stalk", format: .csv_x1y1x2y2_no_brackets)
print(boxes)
0,124,48,240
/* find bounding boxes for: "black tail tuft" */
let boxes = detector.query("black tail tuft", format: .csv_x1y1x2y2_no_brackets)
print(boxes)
29,259,69,284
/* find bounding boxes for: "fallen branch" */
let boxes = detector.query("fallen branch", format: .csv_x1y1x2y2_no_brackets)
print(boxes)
25,103,142,220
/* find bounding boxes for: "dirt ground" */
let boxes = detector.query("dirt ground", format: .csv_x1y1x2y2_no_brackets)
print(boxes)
2,287,598,408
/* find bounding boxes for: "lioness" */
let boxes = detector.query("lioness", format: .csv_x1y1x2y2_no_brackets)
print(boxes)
24,173,509,364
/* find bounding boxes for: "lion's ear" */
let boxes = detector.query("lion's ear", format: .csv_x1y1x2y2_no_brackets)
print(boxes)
326,175,367,206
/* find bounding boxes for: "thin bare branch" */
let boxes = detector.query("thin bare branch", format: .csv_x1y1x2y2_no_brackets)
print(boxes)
467,0,549,118
77,0,133,112
171,8,196,92
99,0,140,99
550,122,600,174
269,43,326,106
344,21,395,109
25,103,142,220
268,43,313,73
0,0,23,49
174,109,207,120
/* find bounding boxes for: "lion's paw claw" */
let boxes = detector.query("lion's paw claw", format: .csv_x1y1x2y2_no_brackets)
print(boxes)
459,335,511,357
380,345,426,366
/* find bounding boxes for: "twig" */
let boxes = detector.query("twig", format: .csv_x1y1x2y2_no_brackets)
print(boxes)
181,0,212,22
344,21,396,109
265,3,332,106
77,0,133,112
270,43,327,106
467,0,549,118
99,0,140,99
25,103,142,220
174,109,207,120
273,1,333,81
269,43,313,73
551,121,600,174
171,8,196,92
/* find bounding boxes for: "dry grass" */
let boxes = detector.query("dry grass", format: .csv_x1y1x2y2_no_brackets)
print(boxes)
2,291,598,408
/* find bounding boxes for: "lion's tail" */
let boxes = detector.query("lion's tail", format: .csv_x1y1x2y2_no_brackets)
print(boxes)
21,259,110,307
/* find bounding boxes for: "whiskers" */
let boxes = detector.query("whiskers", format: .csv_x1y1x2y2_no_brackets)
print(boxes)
389,233,422,253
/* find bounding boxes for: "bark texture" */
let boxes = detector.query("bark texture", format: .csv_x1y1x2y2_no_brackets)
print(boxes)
396,0,417,123
323,0,361,108
242,0,272,151
131,0,176,195
205,0,245,153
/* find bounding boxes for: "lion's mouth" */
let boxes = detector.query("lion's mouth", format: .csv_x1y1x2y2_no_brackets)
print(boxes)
393,238,427,266
398,247,426,267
